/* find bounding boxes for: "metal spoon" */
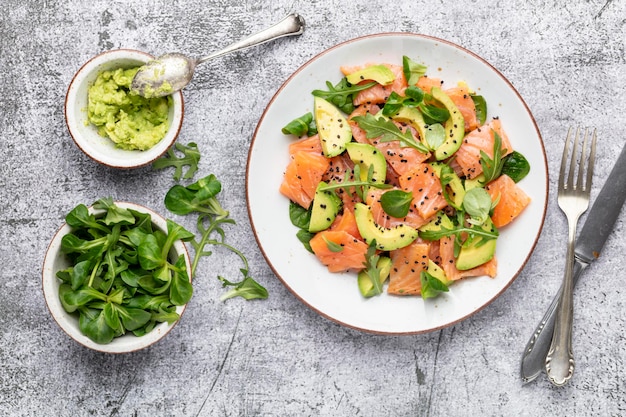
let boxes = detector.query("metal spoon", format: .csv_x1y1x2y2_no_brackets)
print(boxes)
131,13,305,98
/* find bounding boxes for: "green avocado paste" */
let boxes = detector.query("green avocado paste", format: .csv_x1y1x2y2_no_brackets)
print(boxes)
87,67,172,151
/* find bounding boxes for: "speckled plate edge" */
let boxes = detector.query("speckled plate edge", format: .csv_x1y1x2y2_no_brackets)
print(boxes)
246,33,548,335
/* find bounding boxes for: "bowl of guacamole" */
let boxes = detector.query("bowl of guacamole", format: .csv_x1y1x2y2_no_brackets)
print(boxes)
65,49,184,169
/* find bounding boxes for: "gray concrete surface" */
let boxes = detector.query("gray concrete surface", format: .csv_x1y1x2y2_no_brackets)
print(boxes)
1,0,625,416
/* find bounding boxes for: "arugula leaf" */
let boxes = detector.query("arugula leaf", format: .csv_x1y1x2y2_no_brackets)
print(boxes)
323,236,344,253
480,130,507,183
312,78,377,114
380,189,413,218
352,112,429,154
361,241,383,296
152,142,201,181
219,276,269,301
471,95,487,125
317,165,391,202
403,56,428,85
419,223,499,242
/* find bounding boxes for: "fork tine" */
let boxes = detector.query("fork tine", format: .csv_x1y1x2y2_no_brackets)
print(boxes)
559,127,573,190
585,129,597,194
576,128,587,192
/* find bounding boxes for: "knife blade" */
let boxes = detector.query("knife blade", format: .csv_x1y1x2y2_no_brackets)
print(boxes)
520,138,626,383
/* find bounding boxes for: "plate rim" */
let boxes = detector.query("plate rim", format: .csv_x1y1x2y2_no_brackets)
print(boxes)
245,32,549,335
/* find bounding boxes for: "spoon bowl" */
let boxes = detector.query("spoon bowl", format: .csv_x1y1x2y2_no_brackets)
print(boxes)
131,13,305,98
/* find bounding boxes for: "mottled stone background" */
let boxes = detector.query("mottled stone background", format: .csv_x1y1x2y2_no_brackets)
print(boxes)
1,0,625,416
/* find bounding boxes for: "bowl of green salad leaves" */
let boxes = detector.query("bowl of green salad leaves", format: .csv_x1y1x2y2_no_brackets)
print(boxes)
65,49,184,169
42,199,194,353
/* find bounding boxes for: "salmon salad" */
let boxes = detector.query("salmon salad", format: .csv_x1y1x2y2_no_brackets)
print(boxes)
279,56,531,299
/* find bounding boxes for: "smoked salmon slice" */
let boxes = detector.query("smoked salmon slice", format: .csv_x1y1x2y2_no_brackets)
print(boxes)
388,240,431,295
310,230,368,273
486,174,531,228
398,163,448,221
280,150,330,209
454,119,513,180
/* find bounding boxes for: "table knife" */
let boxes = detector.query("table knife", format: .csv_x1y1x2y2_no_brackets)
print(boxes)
520,139,626,384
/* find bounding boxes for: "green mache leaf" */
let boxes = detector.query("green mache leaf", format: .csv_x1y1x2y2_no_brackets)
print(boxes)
70,259,92,290
419,102,450,124
502,151,531,183
164,185,198,215
381,87,425,117
423,123,445,151
282,112,316,136
169,255,193,306
138,273,171,295
380,189,413,218
166,219,195,243
62,286,108,308
78,307,116,344
103,302,124,335
420,270,449,299
138,233,166,270
150,309,180,325
65,204,109,233
116,304,152,331
402,56,428,86
296,229,315,253
289,201,311,229
126,294,173,311
60,234,107,255
93,198,136,226
463,187,493,225
152,142,201,181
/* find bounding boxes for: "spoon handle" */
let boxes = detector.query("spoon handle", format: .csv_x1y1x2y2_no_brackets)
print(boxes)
197,14,305,65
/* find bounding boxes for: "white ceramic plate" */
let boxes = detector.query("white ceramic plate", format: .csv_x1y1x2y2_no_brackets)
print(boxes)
246,34,548,334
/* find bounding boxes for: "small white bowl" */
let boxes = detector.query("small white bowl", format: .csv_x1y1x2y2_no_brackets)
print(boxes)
65,49,184,169
42,202,192,353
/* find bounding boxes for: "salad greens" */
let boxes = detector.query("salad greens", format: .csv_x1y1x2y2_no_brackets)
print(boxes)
152,144,269,302
57,198,194,344
312,78,377,114
163,174,268,302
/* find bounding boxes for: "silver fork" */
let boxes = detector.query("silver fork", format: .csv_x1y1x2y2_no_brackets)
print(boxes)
545,127,597,386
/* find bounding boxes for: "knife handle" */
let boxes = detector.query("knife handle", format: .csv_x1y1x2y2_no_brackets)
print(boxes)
520,260,586,383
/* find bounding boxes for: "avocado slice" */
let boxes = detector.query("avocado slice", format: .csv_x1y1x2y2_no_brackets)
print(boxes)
455,218,497,270
314,96,352,157
346,65,395,86
425,259,452,286
346,142,387,185
354,203,418,251
419,210,454,234
431,87,465,161
430,162,465,210
390,106,428,147
464,174,486,191
357,256,392,298
308,181,342,233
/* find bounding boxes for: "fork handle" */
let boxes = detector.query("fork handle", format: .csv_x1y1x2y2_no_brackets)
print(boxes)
545,219,579,385
520,259,586,383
